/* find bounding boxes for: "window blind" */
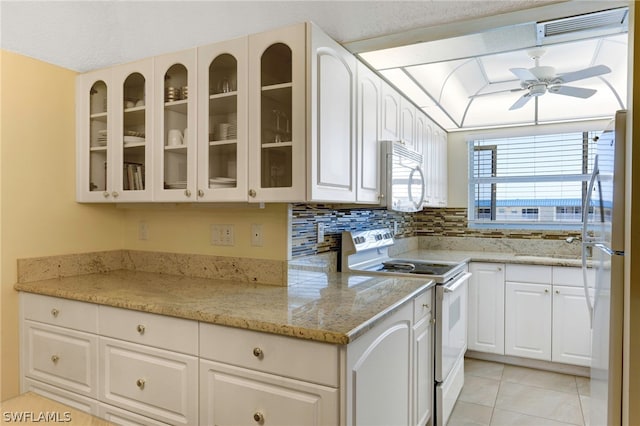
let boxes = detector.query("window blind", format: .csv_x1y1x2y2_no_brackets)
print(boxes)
468,131,598,224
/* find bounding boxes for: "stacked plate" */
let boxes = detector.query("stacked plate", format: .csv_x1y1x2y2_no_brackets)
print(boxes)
123,130,145,145
165,86,180,102
227,112,237,140
209,177,237,188
96,129,107,146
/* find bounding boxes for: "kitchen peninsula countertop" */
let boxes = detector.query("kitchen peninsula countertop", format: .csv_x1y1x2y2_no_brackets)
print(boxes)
14,269,434,345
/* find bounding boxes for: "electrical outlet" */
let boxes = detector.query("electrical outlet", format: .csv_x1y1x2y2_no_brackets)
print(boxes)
251,224,263,247
138,221,148,240
211,224,235,246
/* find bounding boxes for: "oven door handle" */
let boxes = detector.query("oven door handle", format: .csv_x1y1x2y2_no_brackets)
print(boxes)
442,272,472,293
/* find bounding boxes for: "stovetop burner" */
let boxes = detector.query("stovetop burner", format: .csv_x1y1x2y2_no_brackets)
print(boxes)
379,260,459,276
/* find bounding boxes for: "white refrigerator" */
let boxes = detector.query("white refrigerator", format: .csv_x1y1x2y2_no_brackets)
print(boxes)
582,110,626,426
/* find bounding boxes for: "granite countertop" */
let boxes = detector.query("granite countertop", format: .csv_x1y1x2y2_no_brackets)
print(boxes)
396,249,585,267
14,269,434,345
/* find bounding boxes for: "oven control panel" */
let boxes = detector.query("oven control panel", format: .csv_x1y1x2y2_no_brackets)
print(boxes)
345,229,394,252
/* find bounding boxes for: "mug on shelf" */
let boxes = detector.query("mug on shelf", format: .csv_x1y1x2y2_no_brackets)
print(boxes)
168,129,183,146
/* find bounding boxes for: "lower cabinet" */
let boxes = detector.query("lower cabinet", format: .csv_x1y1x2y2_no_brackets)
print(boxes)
21,288,434,426
469,263,593,367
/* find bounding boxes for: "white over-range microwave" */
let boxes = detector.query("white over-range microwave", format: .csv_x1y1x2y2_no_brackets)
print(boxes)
380,140,425,212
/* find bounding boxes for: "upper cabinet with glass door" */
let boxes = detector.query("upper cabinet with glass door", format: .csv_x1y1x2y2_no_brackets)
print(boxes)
197,37,248,202
77,69,113,202
153,50,197,202
112,59,154,202
248,23,356,203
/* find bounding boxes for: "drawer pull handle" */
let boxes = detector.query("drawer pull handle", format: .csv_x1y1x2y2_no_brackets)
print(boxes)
422,303,430,309
136,378,145,390
136,324,145,335
252,347,263,358
253,412,264,423
51,355,59,364
51,308,59,318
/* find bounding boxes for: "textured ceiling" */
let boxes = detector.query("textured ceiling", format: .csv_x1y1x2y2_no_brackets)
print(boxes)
0,0,564,72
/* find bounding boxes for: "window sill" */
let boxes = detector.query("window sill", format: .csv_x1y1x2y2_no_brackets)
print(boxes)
468,221,582,232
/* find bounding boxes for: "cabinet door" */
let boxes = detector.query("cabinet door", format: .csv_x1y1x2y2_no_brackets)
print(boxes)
111,59,154,202
197,37,249,202
76,69,113,202
347,303,412,426
153,49,197,202
248,24,306,202
414,315,433,426
308,24,357,202
99,337,198,425
199,359,338,426
422,122,435,206
435,129,448,206
468,262,505,354
505,282,552,361
356,62,381,203
380,82,401,141
23,321,98,398
552,285,592,366
400,98,416,149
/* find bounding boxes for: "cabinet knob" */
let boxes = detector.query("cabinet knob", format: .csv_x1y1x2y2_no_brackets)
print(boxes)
253,412,264,423
545,289,550,293
51,355,59,364
555,290,560,294
198,189,205,198
51,308,59,318
103,191,110,198
422,303,430,309
136,324,145,335
252,347,263,358
111,191,119,198
184,189,192,197
430,318,436,325
136,378,145,390
248,189,257,198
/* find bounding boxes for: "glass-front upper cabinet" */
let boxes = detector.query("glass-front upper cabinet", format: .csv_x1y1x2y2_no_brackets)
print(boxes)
154,50,197,202
248,24,306,202
77,69,113,202
112,59,153,202
197,37,248,201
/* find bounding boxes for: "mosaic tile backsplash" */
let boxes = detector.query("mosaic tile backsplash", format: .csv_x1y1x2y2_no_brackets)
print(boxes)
291,205,581,258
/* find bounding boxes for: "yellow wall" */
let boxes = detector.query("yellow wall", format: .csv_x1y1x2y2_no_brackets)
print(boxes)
120,203,290,260
0,50,124,399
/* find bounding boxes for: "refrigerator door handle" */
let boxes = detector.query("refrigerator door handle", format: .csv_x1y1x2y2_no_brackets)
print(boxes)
581,157,598,327
592,243,625,257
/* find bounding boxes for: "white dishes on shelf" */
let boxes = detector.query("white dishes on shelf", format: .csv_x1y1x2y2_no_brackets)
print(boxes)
96,129,107,146
209,177,237,188
165,181,187,189
124,135,145,145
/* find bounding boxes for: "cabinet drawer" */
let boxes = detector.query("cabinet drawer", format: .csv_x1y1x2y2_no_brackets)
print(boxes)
553,266,595,288
200,359,339,426
413,289,433,323
22,293,98,333
505,264,552,284
99,337,198,425
24,378,99,415
23,321,98,398
200,323,339,387
98,403,171,426
99,305,198,355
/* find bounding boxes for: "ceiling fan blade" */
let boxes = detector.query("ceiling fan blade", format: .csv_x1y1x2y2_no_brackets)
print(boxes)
557,65,611,83
549,85,597,98
509,93,533,110
510,67,538,82
469,88,524,99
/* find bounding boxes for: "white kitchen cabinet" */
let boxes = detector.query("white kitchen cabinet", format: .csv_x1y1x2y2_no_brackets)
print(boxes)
248,23,357,203
153,49,198,202
468,262,505,355
552,285,593,367
505,281,552,361
433,128,448,206
197,36,249,202
346,301,413,426
98,403,171,425
111,59,154,202
355,61,381,203
413,291,434,426
380,81,401,141
200,359,339,426
98,337,198,425
417,110,447,208
400,98,416,149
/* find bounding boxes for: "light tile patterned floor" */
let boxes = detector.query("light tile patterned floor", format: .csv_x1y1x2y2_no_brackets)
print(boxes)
448,358,590,426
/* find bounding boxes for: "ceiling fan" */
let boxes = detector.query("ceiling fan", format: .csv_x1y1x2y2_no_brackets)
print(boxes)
476,48,612,110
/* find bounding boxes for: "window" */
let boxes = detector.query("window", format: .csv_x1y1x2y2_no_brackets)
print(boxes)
468,132,597,227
